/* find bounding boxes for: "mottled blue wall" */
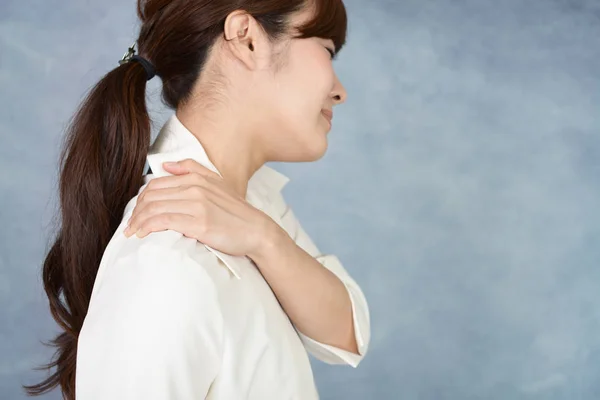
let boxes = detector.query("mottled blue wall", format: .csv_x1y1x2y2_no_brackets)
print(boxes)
1,0,599,399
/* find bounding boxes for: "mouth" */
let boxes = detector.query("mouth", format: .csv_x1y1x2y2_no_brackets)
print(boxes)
321,109,333,124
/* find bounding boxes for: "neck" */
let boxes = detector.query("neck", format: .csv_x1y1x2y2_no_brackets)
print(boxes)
175,107,265,199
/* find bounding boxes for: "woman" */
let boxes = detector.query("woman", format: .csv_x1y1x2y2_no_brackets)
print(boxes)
25,0,370,399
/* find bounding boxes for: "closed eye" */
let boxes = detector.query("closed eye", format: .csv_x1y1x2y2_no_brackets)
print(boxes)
325,47,336,60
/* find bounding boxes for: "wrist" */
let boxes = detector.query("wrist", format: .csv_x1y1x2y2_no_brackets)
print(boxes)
249,217,291,263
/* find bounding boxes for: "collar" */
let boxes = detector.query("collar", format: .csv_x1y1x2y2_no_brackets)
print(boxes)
144,113,291,279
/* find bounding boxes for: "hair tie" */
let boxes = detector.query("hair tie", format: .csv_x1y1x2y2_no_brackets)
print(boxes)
130,55,156,81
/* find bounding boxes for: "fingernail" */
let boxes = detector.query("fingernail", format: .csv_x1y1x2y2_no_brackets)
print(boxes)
164,162,178,167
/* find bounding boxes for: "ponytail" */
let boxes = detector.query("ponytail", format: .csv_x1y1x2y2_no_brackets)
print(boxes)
23,60,152,400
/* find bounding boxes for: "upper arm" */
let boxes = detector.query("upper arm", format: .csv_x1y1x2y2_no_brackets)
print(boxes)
76,243,224,399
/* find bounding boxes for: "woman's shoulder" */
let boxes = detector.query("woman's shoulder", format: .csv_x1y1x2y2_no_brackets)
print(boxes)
79,230,225,368
90,214,222,316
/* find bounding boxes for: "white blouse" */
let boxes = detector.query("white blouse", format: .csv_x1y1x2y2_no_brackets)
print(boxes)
75,114,371,399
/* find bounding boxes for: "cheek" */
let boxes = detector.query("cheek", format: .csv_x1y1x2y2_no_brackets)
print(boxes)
271,84,318,127
268,55,333,129
290,73,332,123
286,52,333,102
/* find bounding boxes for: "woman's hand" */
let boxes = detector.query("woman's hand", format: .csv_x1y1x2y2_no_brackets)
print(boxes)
123,159,275,258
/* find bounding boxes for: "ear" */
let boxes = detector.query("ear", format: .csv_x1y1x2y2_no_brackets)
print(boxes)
223,10,271,70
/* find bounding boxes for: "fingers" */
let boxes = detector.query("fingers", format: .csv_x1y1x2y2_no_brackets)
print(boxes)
147,170,221,191
138,184,217,204
163,159,223,180
126,212,200,239
125,200,202,237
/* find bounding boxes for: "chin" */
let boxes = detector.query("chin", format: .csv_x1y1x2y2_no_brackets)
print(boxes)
301,131,328,160
276,126,329,162
286,148,326,162
280,141,327,162
306,139,328,161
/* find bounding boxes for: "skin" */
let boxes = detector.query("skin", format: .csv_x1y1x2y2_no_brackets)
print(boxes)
124,6,359,355
176,6,347,198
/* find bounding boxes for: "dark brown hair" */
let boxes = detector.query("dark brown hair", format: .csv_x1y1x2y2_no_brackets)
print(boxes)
23,0,346,399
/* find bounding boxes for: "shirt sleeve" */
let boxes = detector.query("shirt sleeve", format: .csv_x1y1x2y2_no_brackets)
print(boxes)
76,241,224,399
270,192,371,368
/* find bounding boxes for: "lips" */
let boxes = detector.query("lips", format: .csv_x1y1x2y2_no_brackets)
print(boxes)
321,109,333,122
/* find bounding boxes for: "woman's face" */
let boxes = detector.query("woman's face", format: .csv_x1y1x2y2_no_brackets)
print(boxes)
240,6,347,164
205,7,347,164
257,34,347,162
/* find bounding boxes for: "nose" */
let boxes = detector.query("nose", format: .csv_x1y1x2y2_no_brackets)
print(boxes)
331,74,347,105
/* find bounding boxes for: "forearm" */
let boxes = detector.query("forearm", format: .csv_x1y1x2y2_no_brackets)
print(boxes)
248,222,358,354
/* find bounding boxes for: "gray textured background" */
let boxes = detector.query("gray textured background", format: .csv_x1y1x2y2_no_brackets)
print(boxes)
1,0,599,399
